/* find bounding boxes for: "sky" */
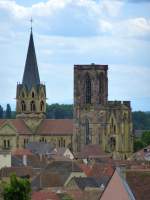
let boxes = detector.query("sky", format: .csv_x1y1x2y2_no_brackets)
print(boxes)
0,0,150,111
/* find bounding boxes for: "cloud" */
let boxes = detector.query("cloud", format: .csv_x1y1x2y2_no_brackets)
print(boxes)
128,0,150,3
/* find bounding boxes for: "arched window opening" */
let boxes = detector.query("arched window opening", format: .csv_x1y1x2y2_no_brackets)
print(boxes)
30,101,36,112
85,119,91,145
22,92,25,98
21,101,26,111
85,74,91,104
40,101,44,111
99,73,104,94
32,92,35,98
4,140,6,149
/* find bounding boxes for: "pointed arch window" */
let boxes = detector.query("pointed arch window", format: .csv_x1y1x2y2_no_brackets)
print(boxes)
21,101,26,111
85,74,91,104
99,73,104,94
30,101,36,111
85,119,91,144
32,92,35,98
40,101,44,111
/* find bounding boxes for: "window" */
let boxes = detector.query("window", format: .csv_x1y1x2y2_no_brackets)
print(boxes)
22,92,25,98
3,140,10,149
85,74,91,104
40,101,44,111
99,73,104,94
4,140,6,149
32,92,35,98
24,138,29,147
30,101,36,111
85,119,91,144
21,101,26,111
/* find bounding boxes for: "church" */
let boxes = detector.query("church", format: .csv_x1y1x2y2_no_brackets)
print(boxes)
0,29,133,159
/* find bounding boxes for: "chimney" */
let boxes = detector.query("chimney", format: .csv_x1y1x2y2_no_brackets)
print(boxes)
23,155,27,166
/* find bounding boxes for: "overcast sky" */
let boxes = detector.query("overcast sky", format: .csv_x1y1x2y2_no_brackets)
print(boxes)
0,0,150,111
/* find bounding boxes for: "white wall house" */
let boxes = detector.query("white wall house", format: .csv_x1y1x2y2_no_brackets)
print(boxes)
0,150,11,169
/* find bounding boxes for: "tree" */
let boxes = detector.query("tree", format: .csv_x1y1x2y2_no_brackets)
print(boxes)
134,139,144,152
141,131,150,146
5,104,11,119
0,105,3,119
3,174,31,200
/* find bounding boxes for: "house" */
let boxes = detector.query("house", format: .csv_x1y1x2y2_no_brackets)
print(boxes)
66,177,101,191
126,169,150,200
0,150,11,169
26,142,54,156
100,168,135,200
31,160,86,190
130,145,150,161
50,147,74,160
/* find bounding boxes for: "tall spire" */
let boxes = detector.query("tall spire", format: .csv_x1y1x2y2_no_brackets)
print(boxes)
22,29,40,90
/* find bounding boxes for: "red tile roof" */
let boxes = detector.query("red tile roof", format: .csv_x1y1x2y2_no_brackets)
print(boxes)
77,145,109,158
101,169,133,200
79,164,92,176
12,148,33,156
32,191,60,200
0,119,32,135
126,170,150,200
0,119,73,136
88,163,114,179
36,119,73,136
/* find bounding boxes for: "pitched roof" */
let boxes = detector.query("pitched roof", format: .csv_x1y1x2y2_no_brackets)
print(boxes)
22,30,40,90
0,166,33,178
100,169,135,200
32,191,60,200
0,119,32,135
0,119,73,136
126,170,150,200
12,148,33,156
26,142,54,155
36,119,73,135
73,177,99,190
88,163,115,180
77,145,109,158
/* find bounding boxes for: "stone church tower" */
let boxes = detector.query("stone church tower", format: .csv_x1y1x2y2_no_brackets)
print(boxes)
73,64,133,159
16,30,46,130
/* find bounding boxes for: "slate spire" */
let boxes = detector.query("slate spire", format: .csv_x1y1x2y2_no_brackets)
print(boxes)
22,29,40,90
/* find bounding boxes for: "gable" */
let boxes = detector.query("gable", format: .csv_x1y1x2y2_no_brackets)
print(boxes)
0,123,17,135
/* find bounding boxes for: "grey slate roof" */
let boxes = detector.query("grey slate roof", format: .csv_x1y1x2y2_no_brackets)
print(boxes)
22,30,40,90
26,142,54,155
73,177,100,190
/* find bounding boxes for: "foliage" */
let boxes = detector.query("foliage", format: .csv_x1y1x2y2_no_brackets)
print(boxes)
0,105,3,119
2,174,31,200
134,131,150,152
132,111,150,130
5,104,11,119
61,194,73,200
134,139,144,152
46,103,73,119
141,131,150,146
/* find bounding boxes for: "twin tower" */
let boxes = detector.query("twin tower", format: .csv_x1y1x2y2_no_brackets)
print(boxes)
16,30,133,159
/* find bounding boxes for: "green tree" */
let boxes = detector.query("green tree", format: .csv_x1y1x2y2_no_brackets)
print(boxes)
3,174,31,200
5,104,11,119
134,139,145,152
0,105,3,119
141,131,150,146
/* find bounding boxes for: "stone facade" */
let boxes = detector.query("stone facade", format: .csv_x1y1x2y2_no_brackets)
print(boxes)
0,30,133,160
73,64,133,159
